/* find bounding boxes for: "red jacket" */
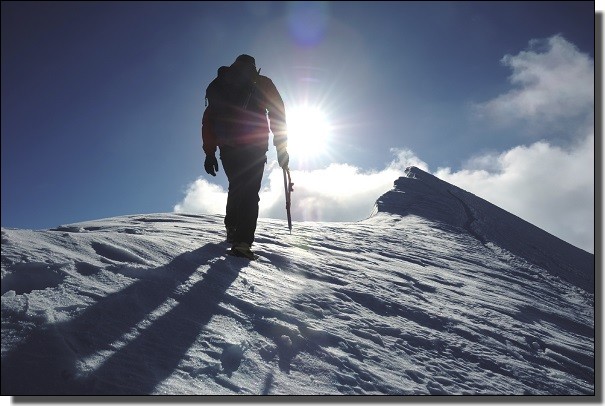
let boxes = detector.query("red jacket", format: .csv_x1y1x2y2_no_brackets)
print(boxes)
202,66,287,155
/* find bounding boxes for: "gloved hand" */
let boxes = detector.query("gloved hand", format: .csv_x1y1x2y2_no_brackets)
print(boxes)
204,154,219,176
277,149,289,169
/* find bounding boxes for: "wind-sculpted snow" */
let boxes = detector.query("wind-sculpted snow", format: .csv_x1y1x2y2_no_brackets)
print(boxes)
373,166,594,292
1,172,595,396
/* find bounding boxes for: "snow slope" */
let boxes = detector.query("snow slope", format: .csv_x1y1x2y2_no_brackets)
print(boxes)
374,167,594,292
1,167,595,396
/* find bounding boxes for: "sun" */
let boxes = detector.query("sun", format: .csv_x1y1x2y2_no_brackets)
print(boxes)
285,104,331,158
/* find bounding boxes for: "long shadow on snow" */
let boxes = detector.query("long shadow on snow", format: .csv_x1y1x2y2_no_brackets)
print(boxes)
1,243,244,395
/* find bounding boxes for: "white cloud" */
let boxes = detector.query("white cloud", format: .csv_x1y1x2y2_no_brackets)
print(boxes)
474,35,594,135
435,132,594,253
173,179,227,215
174,148,427,223
261,149,428,222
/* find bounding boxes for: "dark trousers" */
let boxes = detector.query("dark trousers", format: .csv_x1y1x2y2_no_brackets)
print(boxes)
219,145,267,245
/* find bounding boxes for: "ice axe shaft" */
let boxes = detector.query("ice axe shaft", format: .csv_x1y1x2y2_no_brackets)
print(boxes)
283,168,293,233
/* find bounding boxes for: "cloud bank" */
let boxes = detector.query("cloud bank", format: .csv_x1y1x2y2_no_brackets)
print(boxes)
474,34,594,138
176,35,594,253
435,133,594,253
174,149,427,223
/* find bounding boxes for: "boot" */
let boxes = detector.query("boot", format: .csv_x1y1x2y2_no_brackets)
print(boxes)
230,242,257,260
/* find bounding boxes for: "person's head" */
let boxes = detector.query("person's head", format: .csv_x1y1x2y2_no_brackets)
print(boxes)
234,54,256,68
230,54,257,82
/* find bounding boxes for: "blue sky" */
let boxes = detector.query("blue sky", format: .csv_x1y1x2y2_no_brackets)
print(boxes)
1,1,597,252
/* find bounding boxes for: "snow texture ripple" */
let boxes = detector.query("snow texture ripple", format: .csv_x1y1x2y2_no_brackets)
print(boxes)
1,167,595,396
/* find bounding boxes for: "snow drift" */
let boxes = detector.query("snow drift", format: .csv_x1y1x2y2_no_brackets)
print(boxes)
1,167,595,395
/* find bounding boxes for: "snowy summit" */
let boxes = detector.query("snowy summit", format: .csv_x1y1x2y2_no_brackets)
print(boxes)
1,166,594,396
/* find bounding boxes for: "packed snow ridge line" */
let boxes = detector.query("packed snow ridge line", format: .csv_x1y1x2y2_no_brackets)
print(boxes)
372,166,593,292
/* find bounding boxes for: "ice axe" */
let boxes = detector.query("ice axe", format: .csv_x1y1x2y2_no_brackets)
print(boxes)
283,168,294,233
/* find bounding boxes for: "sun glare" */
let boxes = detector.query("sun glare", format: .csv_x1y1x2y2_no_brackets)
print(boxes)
286,105,331,158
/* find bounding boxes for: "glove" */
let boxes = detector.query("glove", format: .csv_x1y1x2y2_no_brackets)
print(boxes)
204,154,219,176
277,149,289,169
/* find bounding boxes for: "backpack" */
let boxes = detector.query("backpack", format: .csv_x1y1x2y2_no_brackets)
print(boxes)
205,66,267,146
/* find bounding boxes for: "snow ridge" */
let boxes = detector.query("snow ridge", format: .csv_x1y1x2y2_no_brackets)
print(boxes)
1,174,595,395
373,166,594,292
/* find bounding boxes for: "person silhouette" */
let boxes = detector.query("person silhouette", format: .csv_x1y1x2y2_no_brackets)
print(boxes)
202,54,289,259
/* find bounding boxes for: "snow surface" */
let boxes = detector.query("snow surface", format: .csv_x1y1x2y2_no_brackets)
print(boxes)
1,167,595,396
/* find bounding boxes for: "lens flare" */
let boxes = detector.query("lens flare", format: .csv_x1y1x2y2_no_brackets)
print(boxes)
286,1,330,47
